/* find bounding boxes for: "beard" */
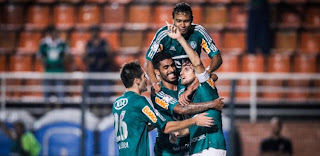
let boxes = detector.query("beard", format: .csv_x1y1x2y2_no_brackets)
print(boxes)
160,72,178,85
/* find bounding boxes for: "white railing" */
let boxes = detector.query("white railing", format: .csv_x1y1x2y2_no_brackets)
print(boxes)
1,72,320,122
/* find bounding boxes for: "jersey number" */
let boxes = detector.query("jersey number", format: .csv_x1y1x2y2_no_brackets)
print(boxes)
114,111,128,142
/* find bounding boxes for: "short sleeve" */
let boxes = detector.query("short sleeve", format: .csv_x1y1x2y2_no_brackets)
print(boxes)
195,25,220,58
146,27,168,62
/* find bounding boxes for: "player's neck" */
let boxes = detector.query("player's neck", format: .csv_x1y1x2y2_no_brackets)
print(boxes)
126,87,141,95
161,80,177,91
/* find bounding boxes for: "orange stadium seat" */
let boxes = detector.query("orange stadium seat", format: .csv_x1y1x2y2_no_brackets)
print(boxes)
34,57,44,72
73,55,86,72
10,54,33,72
278,7,302,29
77,4,100,29
191,5,203,25
17,31,41,54
126,4,151,30
223,31,246,54
102,4,125,30
138,54,147,69
120,31,143,54
53,4,75,30
304,7,320,29
84,0,107,3
0,30,17,53
26,5,51,30
153,5,173,29
207,0,231,3
144,30,157,50
209,31,222,50
299,31,320,54
35,0,56,3
100,31,120,52
107,0,132,4
261,54,291,101
113,54,136,70
1,4,25,30
159,0,180,3
0,55,6,71
203,5,227,30
273,31,297,54
59,0,82,3
228,5,247,30
70,31,91,55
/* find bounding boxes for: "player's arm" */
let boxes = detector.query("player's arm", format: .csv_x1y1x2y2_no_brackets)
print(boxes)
146,60,161,92
173,97,224,115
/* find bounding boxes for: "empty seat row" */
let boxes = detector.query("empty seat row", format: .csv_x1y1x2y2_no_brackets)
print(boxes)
0,3,319,31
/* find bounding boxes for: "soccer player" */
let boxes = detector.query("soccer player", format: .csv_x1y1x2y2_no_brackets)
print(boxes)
113,61,215,156
151,52,224,156
146,2,222,93
166,22,227,156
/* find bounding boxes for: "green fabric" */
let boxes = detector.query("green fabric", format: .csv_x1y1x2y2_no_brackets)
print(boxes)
187,79,226,154
112,91,168,156
146,24,220,71
11,131,41,156
151,83,190,156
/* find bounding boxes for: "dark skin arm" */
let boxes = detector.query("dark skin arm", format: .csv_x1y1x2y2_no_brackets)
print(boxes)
173,97,224,115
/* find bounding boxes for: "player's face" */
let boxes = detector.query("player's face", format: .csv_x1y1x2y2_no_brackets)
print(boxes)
139,72,148,92
180,63,196,86
173,12,192,35
158,59,177,84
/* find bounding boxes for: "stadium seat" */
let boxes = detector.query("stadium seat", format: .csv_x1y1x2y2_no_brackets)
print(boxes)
304,7,320,29
278,7,302,29
0,54,6,71
153,5,173,29
125,4,151,30
84,0,107,3
34,109,98,156
119,31,143,53
113,54,136,69
77,4,100,29
192,5,203,25
70,31,91,55
26,5,51,30
102,4,125,30
34,57,44,72
299,31,320,54
17,31,42,54
35,0,56,3
100,31,120,52
227,5,247,30
273,31,297,54
203,5,227,30
209,31,223,50
107,0,132,4
223,31,246,54
73,55,86,72
98,114,158,156
207,0,231,3
10,54,33,72
143,30,157,51
1,4,25,30
53,4,75,30
0,30,17,53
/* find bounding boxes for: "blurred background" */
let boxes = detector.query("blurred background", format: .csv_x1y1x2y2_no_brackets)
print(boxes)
0,0,319,156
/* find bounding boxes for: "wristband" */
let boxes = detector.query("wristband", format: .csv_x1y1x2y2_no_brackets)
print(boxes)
196,70,210,83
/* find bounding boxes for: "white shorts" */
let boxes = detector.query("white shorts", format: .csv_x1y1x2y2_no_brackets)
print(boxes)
191,148,227,156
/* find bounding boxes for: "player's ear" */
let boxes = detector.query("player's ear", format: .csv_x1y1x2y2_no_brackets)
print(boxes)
134,77,141,86
154,69,160,76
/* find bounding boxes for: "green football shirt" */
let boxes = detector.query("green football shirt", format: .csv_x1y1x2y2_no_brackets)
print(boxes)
151,83,190,156
112,91,168,156
146,24,220,70
181,78,226,155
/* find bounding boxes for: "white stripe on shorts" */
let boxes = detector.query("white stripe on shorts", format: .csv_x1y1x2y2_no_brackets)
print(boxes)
191,148,227,156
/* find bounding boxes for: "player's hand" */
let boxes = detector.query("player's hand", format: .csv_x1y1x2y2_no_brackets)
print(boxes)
211,73,218,82
194,113,214,127
152,82,161,93
169,132,179,144
179,89,191,106
165,21,182,40
212,97,224,111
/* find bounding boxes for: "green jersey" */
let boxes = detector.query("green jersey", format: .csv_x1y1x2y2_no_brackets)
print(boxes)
39,37,68,73
151,83,189,156
181,78,226,155
112,91,168,156
146,24,220,70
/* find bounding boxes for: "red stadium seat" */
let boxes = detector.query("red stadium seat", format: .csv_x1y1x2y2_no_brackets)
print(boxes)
278,7,302,29
126,4,151,30
203,5,227,30
0,30,17,53
1,4,25,30
77,4,100,29
304,7,320,29
53,4,75,30
227,5,247,30
0,55,6,71
209,31,222,51
102,4,125,30
17,31,41,54
273,31,297,54
10,54,33,72
153,5,173,29
100,31,120,52
107,0,132,4
34,57,44,72
299,31,320,54
26,5,51,30
223,31,246,54
120,31,143,54
70,31,91,55
143,30,157,51
192,5,203,25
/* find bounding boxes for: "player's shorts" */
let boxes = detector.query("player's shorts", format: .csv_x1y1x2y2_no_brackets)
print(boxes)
191,148,226,156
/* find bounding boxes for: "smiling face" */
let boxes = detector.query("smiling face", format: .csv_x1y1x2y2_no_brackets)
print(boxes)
156,59,177,84
180,61,196,86
173,12,192,35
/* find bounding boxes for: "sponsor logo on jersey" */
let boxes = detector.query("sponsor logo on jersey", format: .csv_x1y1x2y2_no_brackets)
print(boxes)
142,106,157,123
155,97,169,110
201,39,211,54
169,46,176,51
151,42,160,52
189,41,197,50
206,78,216,89
114,98,128,110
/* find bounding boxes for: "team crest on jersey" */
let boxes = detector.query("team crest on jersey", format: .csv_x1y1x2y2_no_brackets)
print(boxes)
114,98,128,110
155,97,169,110
142,106,157,123
189,41,197,50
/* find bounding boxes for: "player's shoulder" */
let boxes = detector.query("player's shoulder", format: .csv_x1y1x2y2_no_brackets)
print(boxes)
193,24,209,35
154,26,169,39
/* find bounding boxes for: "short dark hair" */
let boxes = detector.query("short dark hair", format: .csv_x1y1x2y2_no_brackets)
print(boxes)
172,2,193,21
120,61,144,88
152,51,173,70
